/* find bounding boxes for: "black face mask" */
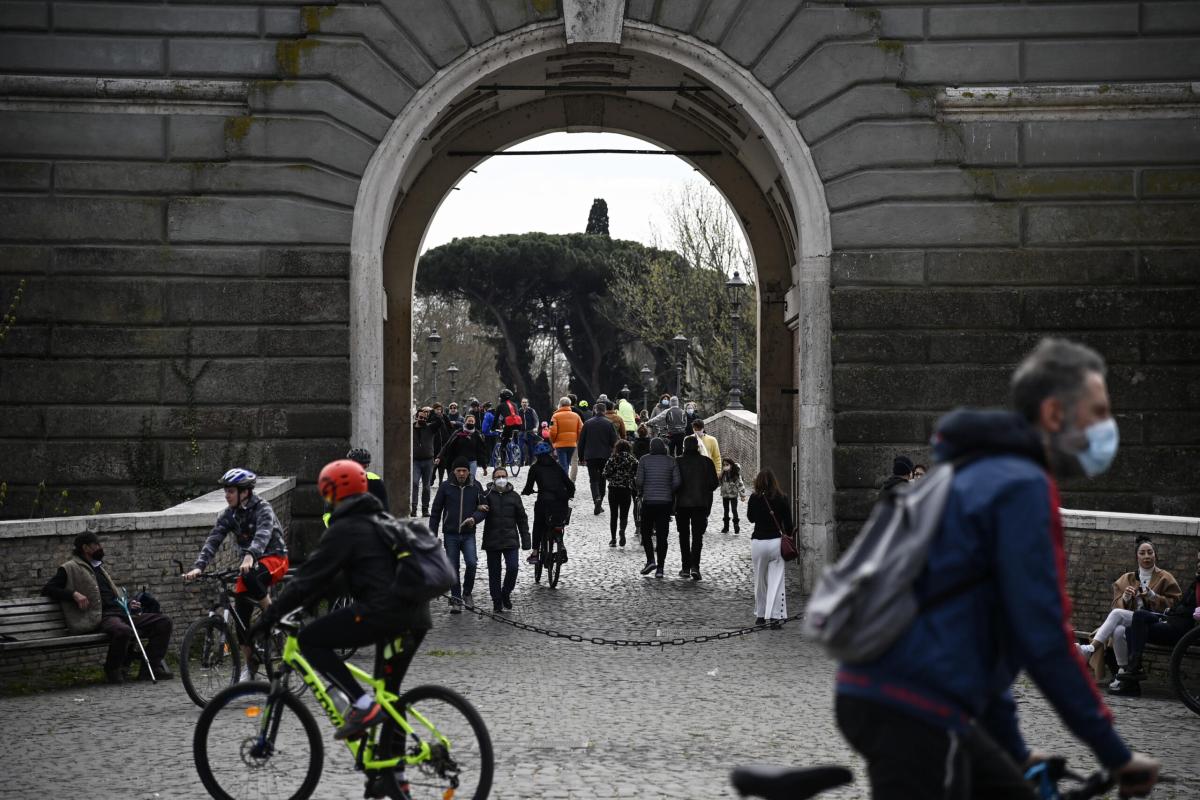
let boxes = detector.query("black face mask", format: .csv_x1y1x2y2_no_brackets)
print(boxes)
466,424,475,431
90,548,105,562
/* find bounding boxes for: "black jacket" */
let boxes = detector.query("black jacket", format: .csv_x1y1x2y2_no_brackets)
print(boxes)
675,451,719,511
632,436,651,460
481,484,530,551
271,493,431,627
436,429,485,466
520,406,540,432
430,413,451,453
747,493,793,540
412,420,438,460
578,414,618,461
429,477,487,535
1166,576,1199,627
522,455,576,505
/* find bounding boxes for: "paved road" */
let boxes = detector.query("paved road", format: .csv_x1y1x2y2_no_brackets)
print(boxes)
3,470,1198,799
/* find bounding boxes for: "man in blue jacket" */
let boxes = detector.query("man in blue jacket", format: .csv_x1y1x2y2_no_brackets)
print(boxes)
428,458,487,614
836,338,1158,799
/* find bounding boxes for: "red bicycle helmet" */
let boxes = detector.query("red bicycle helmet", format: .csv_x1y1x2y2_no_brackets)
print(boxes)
317,459,368,504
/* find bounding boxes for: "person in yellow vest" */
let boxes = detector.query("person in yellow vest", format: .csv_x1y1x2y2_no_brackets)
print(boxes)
325,448,389,525
42,533,174,684
616,388,638,440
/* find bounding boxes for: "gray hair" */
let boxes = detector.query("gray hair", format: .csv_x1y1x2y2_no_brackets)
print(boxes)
1010,338,1107,423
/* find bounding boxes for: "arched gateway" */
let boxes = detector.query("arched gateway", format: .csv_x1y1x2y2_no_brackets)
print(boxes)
351,11,836,588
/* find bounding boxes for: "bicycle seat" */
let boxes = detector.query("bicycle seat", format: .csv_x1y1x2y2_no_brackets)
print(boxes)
730,766,853,800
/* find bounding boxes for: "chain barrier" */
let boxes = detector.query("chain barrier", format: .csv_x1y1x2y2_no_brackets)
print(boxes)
449,596,805,648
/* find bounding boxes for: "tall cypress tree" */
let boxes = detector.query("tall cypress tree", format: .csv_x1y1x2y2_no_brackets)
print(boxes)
585,198,609,236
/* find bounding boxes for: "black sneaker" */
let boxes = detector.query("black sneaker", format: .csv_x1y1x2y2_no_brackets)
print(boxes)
449,598,462,615
655,569,664,579
640,561,657,575
335,702,384,740
1108,680,1141,697
594,503,603,515
501,594,513,610
619,534,626,547
691,570,701,581
609,538,617,547
755,617,766,626
678,568,689,578
104,668,124,685
492,600,502,613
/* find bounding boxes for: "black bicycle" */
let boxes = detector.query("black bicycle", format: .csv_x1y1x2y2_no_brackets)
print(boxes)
1169,623,1200,716
533,506,570,589
730,758,1165,800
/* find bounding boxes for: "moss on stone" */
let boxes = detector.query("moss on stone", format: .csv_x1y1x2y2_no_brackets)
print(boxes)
275,39,319,77
300,5,334,33
874,39,904,56
223,115,254,143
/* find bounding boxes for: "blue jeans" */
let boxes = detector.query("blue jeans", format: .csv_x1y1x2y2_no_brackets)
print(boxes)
441,529,477,599
486,548,519,602
556,446,574,474
411,458,433,513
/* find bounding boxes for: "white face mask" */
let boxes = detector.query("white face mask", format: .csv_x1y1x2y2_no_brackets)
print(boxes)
494,478,509,489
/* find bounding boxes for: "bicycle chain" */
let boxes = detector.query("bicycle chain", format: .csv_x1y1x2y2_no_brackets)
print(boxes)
451,597,805,647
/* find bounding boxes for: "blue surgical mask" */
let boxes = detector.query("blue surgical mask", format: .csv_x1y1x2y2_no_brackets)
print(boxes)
1076,417,1119,477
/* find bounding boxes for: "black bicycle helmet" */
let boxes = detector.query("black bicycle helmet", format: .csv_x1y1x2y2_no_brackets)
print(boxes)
218,468,256,489
500,388,513,400
346,448,371,467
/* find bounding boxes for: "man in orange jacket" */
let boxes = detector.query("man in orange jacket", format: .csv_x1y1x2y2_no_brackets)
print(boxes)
548,396,582,474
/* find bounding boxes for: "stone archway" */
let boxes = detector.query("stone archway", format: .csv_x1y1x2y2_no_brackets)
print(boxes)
350,19,836,587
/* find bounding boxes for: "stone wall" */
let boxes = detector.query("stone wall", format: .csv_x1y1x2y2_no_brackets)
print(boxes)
0,476,293,683
703,410,759,485
0,1,1196,557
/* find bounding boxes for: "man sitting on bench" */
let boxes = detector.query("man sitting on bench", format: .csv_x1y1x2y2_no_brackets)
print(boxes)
41,533,173,684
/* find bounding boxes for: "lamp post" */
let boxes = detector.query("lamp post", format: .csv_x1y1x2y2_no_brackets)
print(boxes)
672,333,689,397
725,270,747,410
640,364,652,414
446,362,459,408
427,328,442,404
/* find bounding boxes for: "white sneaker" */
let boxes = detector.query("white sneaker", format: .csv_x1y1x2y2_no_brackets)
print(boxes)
1077,643,1095,656
1108,678,1122,691
238,666,252,683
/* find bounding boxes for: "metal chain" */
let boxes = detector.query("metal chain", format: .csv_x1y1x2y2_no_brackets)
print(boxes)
450,596,805,647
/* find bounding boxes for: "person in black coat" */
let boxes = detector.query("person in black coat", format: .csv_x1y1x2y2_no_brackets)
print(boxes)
522,443,575,564
480,466,530,612
674,436,720,580
251,459,432,744
578,401,618,515
434,413,486,477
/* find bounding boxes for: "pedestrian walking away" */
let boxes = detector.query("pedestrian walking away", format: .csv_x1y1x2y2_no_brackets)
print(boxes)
428,458,487,612
720,457,746,534
602,438,638,547
480,467,530,613
648,396,689,457
746,468,791,625
635,437,680,579
578,401,618,515
674,436,720,580
616,388,638,440
548,396,582,475
522,441,576,565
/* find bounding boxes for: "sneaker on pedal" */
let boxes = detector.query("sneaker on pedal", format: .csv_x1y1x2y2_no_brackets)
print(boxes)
238,666,252,683
335,702,384,740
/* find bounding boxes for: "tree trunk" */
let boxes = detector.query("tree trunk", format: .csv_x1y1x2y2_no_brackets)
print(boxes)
463,287,532,400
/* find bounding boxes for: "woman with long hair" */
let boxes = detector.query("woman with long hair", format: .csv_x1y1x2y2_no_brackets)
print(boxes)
745,468,793,626
602,438,638,547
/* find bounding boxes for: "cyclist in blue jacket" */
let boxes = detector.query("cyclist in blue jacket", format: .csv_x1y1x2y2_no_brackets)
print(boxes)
835,339,1158,799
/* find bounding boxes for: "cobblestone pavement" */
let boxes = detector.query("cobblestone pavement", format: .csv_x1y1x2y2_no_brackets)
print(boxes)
3,470,1198,799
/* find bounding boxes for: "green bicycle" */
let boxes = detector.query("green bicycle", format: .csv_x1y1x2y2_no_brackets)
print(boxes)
193,610,493,800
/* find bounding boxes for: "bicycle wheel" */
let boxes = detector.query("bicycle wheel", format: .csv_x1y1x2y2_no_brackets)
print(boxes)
180,616,242,709
506,441,522,477
546,533,562,588
376,684,494,800
194,680,324,800
533,540,544,584
1170,625,1200,716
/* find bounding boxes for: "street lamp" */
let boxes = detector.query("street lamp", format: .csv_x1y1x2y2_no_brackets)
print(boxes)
446,362,459,407
672,333,689,397
640,364,652,414
725,270,747,410
427,328,442,403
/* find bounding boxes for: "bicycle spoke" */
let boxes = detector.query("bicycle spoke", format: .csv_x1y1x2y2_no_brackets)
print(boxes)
380,686,492,800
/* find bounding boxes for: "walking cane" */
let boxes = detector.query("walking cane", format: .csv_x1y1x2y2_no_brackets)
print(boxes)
117,591,156,683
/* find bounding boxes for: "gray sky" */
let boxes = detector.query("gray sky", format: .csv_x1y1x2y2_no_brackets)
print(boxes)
420,131,702,252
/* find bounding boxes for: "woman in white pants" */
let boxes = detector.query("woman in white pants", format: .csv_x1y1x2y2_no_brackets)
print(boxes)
1079,536,1181,688
745,468,793,627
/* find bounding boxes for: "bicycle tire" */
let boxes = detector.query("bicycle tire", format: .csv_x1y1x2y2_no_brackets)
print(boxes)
376,684,494,800
194,680,324,800
507,442,522,477
546,534,562,588
1170,624,1200,716
533,542,544,584
180,616,242,709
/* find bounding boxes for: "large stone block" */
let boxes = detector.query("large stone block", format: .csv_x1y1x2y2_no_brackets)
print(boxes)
833,411,931,443
248,80,392,140
625,0,655,23
1025,39,1200,81
654,0,704,32
832,202,1020,248
7,277,166,324
693,0,743,46
925,249,1137,285
1021,287,1200,330
1142,332,1200,364
1070,444,1200,492
0,160,50,190
262,249,350,277
1107,366,1200,411
54,2,259,34
1023,119,1200,166
1140,249,1198,284
826,168,979,211
835,489,882,522
1145,411,1200,444
281,407,352,438
831,250,923,286
1026,203,1200,246
303,4,434,86
0,441,133,484
50,326,188,357
832,287,1022,330
276,38,415,115
985,169,1135,200
813,121,960,181
928,5,1137,38
0,245,50,274
218,115,376,177
926,331,1140,365
1143,2,1200,33
833,364,1012,411
0,1,48,29
0,324,49,357
834,444,936,490
488,0,558,33
798,85,932,145
832,331,927,363
959,122,1020,166
0,33,162,73
0,359,161,403
257,326,350,357
380,0,468,67
753,7,874,88
164,279,347,324
0,197,163,242
449,0,494,46
53,246,260,277
775,42,900,117
0,406,44,437
167,197,352,245
903,42,1020,84
159,358,349,405
720,0,801,67
168,38,277,76
0,111,164,159
1143,169,1200,199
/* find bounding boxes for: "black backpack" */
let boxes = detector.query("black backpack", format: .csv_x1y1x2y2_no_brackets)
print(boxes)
372,513,455,602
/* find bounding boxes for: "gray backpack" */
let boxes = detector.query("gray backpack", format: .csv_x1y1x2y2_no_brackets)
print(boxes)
802,461,982,664
665,406,687,434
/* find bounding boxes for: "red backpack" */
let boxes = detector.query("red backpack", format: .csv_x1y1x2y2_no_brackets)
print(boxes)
502,400,522,428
